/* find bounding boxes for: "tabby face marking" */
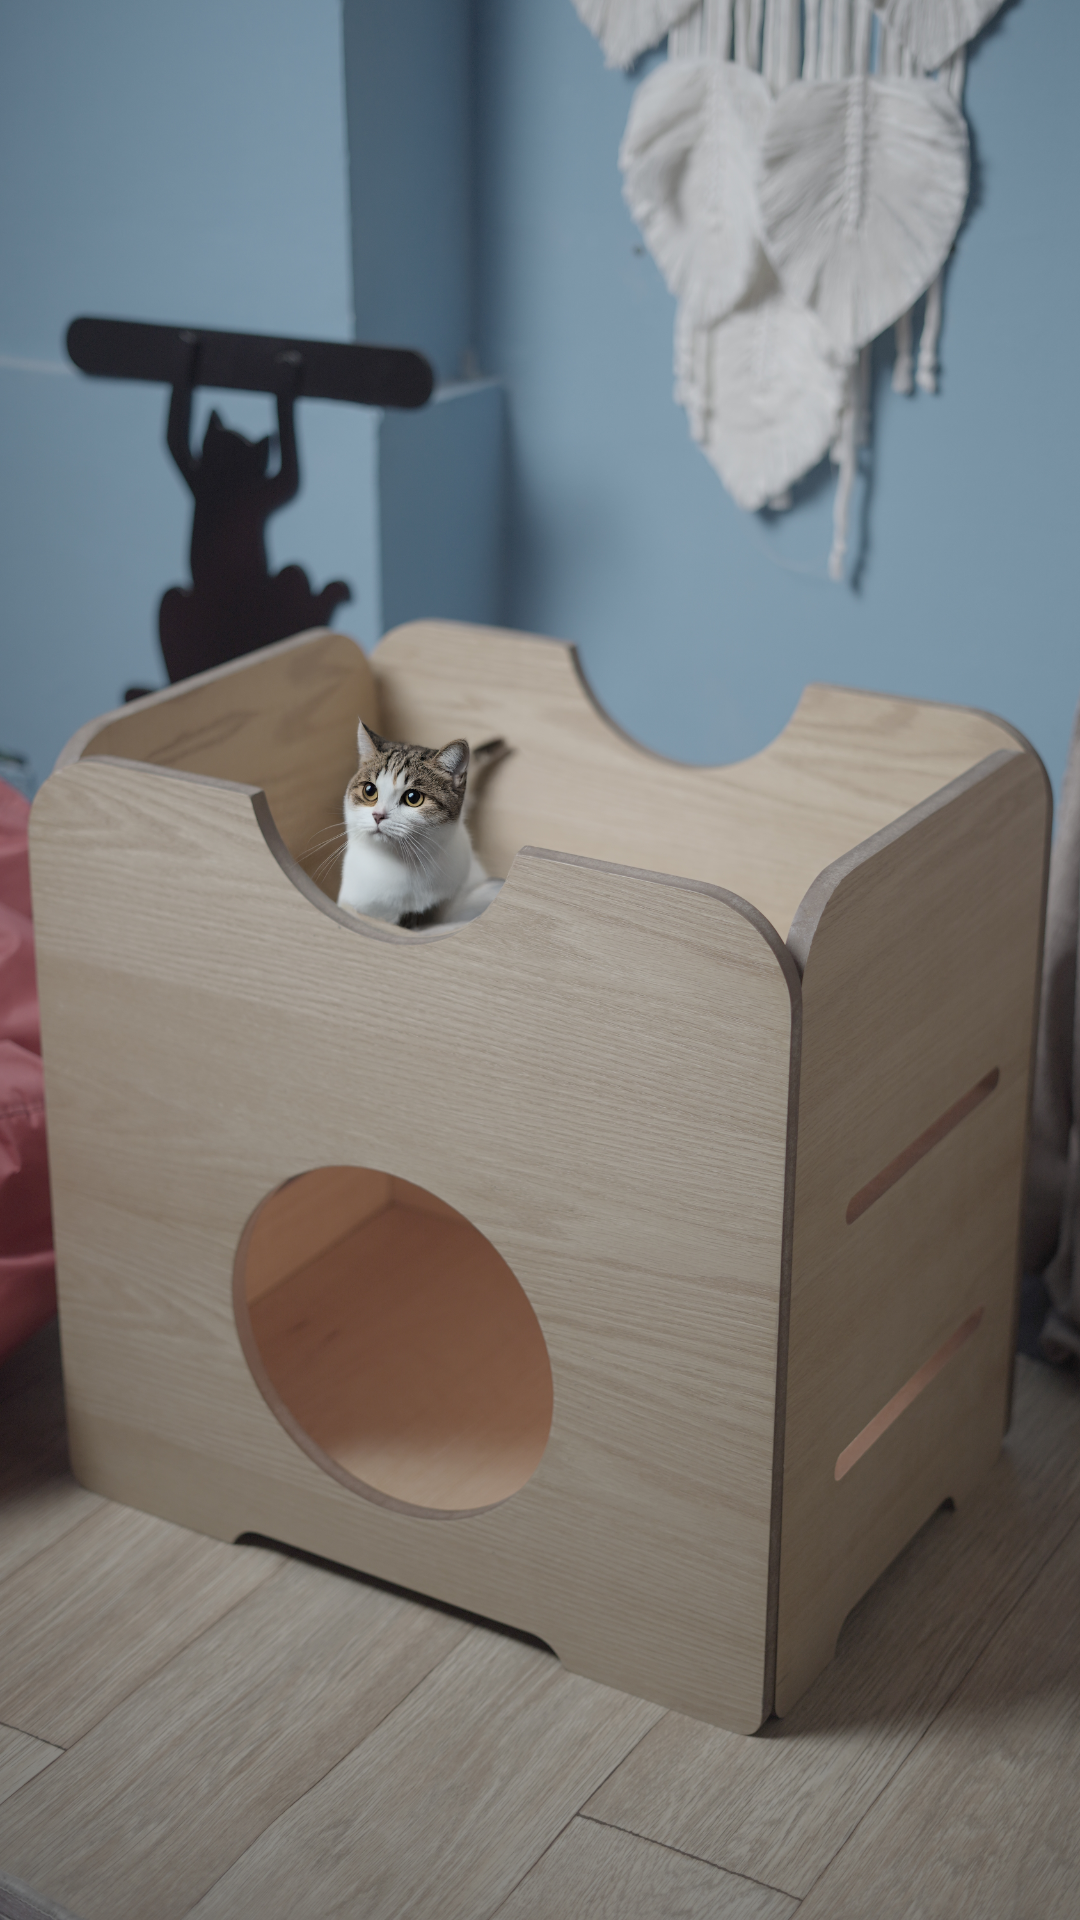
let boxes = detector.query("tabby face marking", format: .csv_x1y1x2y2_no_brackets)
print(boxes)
345,722,469,850
337,720,503,927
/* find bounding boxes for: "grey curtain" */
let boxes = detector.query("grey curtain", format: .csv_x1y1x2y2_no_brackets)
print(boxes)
1024,696,1080,1360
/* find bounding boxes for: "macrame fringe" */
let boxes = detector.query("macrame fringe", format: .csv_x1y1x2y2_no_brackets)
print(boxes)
579,0,998,579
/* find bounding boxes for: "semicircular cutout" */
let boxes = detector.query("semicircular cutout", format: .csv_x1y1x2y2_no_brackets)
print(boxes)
235,1166,553,1517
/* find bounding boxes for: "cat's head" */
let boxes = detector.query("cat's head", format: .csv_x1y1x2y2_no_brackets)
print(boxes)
200,410,271,483
344,720,468,852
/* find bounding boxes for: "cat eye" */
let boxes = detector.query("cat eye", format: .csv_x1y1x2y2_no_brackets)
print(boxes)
355,780,379,805
403,789,425,808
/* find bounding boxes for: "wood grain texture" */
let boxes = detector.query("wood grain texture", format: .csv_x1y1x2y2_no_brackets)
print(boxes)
494,1818,798,1919
0,1871,84,1920
373,620,1020,939
53,626,377,892
243,1191,554,1513
0,1726,60,1807
186,1629,661,1920
0,1504,277,1744
0,1558,467,1920
776,749,1050,1709
242,1164,391,1304
798,1511,1080,1920
29,621,1048,1734
585,1356,1080,1897
30,761,797,1731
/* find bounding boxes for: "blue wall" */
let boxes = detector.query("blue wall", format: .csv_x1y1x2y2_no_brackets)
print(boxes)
344,0,475,384
0,0,375,785
475,0,1080,792
5,0,1078,803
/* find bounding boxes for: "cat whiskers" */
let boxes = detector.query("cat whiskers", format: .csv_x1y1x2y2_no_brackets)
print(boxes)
310,848,348,886
303,822,351,856
304,822,350,886
394,831,441,882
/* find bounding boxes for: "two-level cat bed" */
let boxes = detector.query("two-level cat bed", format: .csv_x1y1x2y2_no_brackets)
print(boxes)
29,622,1049,1733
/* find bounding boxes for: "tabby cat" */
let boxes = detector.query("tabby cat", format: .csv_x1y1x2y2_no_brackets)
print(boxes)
336,721,506,927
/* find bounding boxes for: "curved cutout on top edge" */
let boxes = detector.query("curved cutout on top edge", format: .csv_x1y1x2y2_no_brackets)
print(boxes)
785,750,1021,977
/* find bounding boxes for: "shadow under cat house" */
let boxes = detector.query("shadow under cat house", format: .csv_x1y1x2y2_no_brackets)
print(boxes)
28,622,1048,1734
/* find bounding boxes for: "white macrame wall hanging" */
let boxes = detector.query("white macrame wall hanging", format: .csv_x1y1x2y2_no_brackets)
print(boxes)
572,0,1005,579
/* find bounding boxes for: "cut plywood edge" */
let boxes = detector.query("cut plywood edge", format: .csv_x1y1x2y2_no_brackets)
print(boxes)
774,747,1050,1713
32,757,795,1729
371,621,1024,938
242,1167,393,1305
54,628,377,889
240,1195,555,1516
47,618,1030,946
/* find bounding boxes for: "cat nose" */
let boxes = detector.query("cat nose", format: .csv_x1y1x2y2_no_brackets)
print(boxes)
372,809,387,824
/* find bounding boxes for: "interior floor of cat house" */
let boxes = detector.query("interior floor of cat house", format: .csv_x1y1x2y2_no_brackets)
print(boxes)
234,1166,554,1516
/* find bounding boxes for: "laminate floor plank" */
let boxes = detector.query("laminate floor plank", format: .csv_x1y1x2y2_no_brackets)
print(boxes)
0,1868,85,1920
0,1503,278,1744
586,1358,1080,1896
494,1817,798,1919
187,1628,662,1920
0,1558,468,1920
0,1474,103,1588
0,1725,61,1806
798,1513,1080,1919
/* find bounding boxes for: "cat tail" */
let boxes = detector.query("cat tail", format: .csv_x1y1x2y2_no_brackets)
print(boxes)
463,737,511,822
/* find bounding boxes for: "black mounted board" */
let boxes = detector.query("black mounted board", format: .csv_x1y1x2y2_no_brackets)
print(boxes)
66,316,434,409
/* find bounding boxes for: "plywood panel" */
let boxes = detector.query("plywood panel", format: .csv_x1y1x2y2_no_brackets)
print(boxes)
31,760,797,1730
495,1818,798,1919
798,1512,1080,1920
186,1629,661,1920
0,1322,103,1581
372,621,1022,938
55,627,377,890
242,1165,392,1304
244,1199,553,1513
775,749,1050,1709
0,1559,467,1920
585,1357,1080,1896
0,1504,277,1745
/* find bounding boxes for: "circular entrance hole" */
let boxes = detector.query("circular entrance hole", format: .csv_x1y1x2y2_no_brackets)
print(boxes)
234,1166,553,1517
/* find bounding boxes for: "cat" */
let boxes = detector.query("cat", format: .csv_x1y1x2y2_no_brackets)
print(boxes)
336,721,507,928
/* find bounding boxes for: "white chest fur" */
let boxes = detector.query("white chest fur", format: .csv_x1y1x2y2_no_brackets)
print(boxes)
338,817,475,923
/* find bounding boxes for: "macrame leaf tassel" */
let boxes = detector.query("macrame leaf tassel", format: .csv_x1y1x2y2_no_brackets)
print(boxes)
620,58,773,325
872,0,1005,72
757,73,970,354
685,269,850,510
572,0,701,69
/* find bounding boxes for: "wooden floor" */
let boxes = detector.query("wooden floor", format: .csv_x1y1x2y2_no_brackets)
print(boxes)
1,1324,1078,1920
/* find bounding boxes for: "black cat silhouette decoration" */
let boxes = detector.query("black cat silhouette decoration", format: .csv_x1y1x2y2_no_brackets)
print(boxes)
66,317,434,686
159,346,350,682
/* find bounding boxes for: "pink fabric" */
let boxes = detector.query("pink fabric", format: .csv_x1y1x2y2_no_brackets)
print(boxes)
0,778,56,1364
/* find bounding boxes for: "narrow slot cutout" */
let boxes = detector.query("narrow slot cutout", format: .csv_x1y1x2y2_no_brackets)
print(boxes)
834,1308,985,1482
846,1068,1000,1225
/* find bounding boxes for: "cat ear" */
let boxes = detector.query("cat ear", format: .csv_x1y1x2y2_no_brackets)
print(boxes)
357,718,385,761
207,410,223,432
436,740,470,791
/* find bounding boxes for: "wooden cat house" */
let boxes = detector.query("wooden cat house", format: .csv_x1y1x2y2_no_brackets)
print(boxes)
29,622,1049,1734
